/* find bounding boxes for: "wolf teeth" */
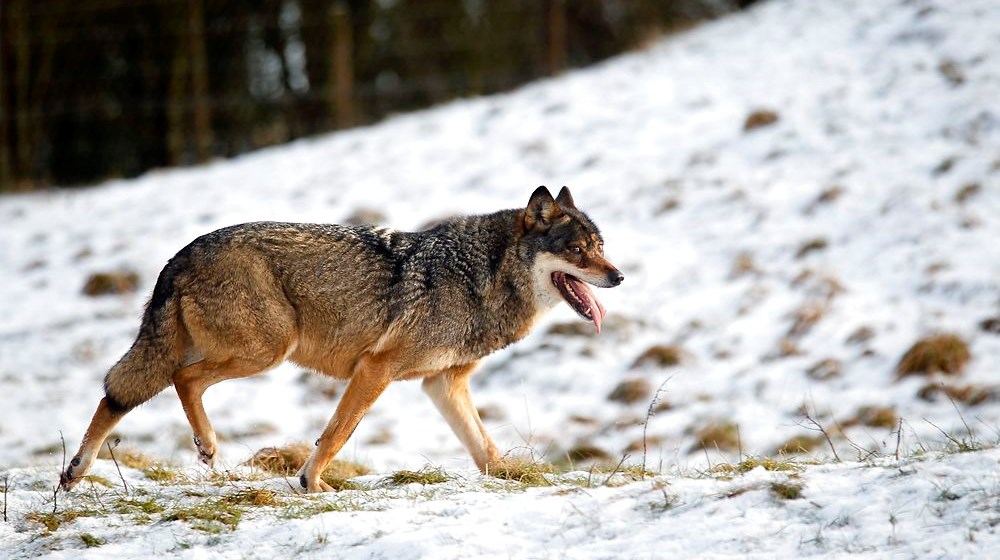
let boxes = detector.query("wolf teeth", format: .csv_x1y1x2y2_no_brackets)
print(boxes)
560,275,592,317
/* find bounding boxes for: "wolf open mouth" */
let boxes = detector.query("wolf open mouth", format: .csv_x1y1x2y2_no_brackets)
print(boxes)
551,271,607,333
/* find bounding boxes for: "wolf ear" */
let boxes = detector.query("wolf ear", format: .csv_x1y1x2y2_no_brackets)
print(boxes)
524,186,561,231
555,186,576,209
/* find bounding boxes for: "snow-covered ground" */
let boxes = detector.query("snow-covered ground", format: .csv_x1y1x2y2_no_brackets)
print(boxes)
2,0,998,557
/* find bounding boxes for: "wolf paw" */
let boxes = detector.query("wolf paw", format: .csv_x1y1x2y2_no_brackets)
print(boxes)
193,436,216,467
298,474,335,493
59,457,83,491
197,447,216,467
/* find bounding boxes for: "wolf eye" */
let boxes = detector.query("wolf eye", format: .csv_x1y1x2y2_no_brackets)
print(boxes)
569,246,582,254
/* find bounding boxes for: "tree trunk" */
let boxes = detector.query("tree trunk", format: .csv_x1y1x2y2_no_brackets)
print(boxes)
188,0,212,162
330,2,354,129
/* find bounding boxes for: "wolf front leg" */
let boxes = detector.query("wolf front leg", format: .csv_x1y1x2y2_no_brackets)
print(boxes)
422,363,500,473
60,397,130,491
299,353,394,493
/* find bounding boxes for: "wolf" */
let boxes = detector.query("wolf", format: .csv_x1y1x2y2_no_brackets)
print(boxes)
60,186,623,492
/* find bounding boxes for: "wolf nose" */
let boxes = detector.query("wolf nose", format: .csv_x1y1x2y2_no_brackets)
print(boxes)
609,270,624,286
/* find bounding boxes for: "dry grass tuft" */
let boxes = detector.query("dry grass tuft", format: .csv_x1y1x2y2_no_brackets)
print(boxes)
245,443,370,481
547,321,595,337
631,344,684,369
805,358,842,381
80,533,105,548
770,481,804,500
142,464,178,482
692,421,740,453
343,207,386,226
710,456,800,475
729,252,759,278
164,500,242,532
743,109,779,131
954,182,980,204
917,382,999,406
97,446,153,470
787,301,826,338
979,317,1000,334
222,488,280,507
895,333,971,378
487,459,554,486
82,270,140,296
26,510,91,533
846,326,875,345
607,378,652,405
564,443,612,464
773,435,827,455
387,467,451,486
843,406,898,429
794,238,828,259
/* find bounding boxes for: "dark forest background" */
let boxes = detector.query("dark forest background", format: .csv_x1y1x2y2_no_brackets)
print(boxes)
0,0,759,191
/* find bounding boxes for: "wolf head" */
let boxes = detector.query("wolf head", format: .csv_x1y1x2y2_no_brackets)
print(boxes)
520,186,624,332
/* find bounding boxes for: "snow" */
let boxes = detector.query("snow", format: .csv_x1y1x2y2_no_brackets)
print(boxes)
2,0,999,557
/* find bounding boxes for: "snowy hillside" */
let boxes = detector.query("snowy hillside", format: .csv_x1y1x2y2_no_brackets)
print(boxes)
2,0,999,557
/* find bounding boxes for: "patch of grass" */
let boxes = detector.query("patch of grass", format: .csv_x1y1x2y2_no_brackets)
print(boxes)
729,252,759,278
278,492,375,519
979,316,1000,334
795,238,828,259
97,446,153,470
163,499,243,533
650,488,680,513
115,497,165,516
320,476,364,491
487,459,554,487
343,207,387,226
769,339,803,359
607,378,652,404
710,457,801,476
805,358,842,381
770,481,804,500
80,533,105,548
222,488,280,507
204,469,267,485
82,475,113,487
846,326,875,345
547,321,595,337
787,301,826,338
917,382,999,406
896,333,971,378
586,463,658,483
387,467,451,486
81,270,140,296
692,421,740,453
743,109,779,131
26,510,92,533
631,344,684,369
954,182,980,204
143,464,178,483
246,443,370,483
843,406,898,429
773,435,827,455
564,443,612,464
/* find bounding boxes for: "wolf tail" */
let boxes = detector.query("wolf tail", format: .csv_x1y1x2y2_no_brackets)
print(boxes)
103,272,185,412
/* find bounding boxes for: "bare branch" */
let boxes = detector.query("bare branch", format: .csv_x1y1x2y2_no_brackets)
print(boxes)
802,412,841,462
107,438,129,496
642,377,672,480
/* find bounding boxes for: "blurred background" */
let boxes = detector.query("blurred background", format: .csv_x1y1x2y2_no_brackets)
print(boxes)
0,0,758,191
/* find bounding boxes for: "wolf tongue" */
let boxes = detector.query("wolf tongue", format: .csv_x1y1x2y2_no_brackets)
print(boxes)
592,293,606,333
568,276,605,333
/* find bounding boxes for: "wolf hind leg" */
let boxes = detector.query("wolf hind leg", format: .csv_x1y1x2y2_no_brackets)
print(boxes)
173,350,292,467
421,362,500,473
